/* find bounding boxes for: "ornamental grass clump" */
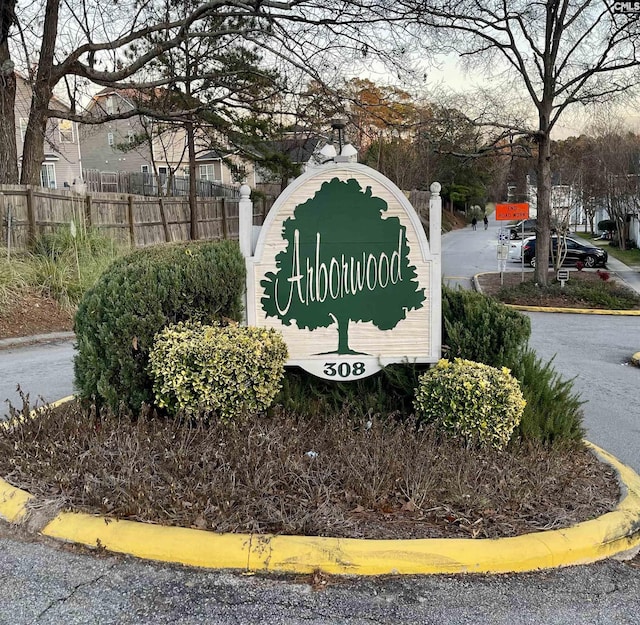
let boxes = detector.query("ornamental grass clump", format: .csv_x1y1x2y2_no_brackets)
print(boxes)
413,358,526,450
149,321,288,420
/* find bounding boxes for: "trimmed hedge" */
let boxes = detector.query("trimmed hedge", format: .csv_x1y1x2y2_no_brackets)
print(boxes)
414,358,526,450
149,322,288,420
74,240,245,412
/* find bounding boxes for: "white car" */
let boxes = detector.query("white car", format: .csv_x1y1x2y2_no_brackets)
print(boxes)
508,236,534,262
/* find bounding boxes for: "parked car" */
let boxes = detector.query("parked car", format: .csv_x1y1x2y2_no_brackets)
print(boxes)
509,219,538,240
508,236,534,262
508,218,563,240
522,236,608,268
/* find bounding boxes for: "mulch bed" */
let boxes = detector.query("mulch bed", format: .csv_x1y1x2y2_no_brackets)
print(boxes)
476,270,640,309
0,290,73,339
0,400,621,541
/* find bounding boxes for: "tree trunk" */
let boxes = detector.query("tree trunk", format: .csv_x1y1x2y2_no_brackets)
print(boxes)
0,39,18,184
19,0,60,186
535,125,552,285
186,120,198,240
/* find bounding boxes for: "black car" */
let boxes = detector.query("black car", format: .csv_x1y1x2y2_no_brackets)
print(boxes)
509,219,538,240
522,236,608,268
509,218,562,240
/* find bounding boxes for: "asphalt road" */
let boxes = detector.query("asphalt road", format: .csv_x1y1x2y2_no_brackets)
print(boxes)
0,214,639,623
0,521,639,625
0,339,75,412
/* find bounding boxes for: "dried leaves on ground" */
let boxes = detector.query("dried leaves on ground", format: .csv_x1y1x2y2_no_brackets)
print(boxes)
0,400,619,540
0,290,73,339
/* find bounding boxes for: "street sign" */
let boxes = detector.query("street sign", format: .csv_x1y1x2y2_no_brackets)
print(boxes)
557,269,569,287
497,244,510,260
495,202,530,221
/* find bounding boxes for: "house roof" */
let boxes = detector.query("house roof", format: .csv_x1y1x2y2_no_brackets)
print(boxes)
272,136,322,164
196,149,227,161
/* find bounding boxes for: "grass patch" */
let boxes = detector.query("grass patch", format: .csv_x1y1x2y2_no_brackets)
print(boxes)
579,232,640,267
0,397,619,540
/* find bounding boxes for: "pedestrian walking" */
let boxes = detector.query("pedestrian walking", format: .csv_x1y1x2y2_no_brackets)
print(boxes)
471,216,477,230
483,215,488,230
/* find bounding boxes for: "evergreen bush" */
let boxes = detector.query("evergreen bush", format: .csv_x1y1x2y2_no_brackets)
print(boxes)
149,321,287,420
413,358,526,450
74,240,245,412
442,285,531,368
509,348,585,443
597,219,615,234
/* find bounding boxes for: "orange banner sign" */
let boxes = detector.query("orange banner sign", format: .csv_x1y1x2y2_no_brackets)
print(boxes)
495,203,530,221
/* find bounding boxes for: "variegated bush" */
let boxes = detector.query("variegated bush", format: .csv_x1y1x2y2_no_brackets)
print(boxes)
413,358,526,450
149,321,288,420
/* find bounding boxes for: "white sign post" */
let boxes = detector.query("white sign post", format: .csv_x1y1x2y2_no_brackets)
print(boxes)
557,268,569,288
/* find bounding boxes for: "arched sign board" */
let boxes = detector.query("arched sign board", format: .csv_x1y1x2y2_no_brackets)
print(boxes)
245,163,442,381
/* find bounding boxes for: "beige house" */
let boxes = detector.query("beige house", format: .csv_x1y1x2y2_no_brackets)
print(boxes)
15,74,83,189
80,88,254,186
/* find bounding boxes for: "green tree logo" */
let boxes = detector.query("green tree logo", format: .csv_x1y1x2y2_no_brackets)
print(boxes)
260,177,425,354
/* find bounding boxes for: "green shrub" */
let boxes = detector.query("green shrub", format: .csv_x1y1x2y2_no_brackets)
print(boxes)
509,348,585,443
442,285,531,368
74,240,245,412
413,358,526,450
597,219,615,233
149,321,287,420
276,363,428,419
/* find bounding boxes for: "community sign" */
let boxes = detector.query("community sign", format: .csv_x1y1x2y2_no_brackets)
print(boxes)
245,163,441,381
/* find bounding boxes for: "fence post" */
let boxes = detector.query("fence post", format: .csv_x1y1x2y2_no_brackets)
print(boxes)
159,197,170,242
127,195,135,246
221,197,228,239
85,194,92,227
26,186,36,247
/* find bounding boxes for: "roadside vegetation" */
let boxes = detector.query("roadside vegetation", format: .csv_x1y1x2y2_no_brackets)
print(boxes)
493,270,640,310
0,226,123,316
579,232,640,268
0,242,620,540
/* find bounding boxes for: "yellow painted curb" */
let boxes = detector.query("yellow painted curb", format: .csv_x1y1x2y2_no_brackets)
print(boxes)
506,304,640,315
0,406,639,575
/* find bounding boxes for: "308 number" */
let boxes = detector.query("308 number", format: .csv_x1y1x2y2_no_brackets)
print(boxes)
323,362,366,378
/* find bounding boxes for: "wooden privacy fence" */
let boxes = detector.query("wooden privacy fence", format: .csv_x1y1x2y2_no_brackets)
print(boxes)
0,184,430,253
0,185,273,252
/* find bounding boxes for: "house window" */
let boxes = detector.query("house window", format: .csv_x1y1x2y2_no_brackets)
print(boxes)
19,118,28,143
141,165,150,174
127,129,135,144
58,119,74,143
105,97,115,115
40,163,57,189
107,132,114,146
198,163,222,182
